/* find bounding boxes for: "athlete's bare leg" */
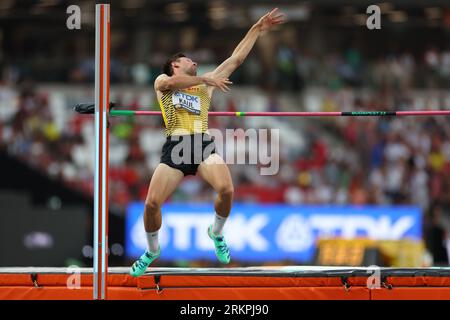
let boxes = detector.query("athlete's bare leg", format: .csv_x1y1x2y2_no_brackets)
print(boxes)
198,153,233,263
198,153,234,218
144,163,184,232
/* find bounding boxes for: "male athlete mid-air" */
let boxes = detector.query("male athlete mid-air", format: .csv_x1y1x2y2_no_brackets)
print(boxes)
131,8,285,276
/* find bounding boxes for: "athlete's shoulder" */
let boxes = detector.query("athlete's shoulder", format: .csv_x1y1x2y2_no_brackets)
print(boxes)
155,73,170,82
154,74,171,92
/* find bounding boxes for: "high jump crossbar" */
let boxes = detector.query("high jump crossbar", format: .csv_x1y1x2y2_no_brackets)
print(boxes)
109,110,450,117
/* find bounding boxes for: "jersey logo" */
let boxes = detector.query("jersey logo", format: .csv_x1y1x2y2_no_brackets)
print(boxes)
186,86,200,92
172,91,201,115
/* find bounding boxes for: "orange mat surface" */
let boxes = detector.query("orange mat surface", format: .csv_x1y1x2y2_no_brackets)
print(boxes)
1,267,449,300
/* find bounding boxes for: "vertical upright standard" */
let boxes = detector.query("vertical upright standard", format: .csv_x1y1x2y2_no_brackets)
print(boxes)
94,3,110,300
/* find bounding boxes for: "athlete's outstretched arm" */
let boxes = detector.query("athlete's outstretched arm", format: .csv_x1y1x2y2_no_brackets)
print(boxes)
210,8,285,79
155,74,232,92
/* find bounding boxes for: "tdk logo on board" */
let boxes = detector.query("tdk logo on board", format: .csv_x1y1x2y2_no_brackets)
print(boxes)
125,203,422,263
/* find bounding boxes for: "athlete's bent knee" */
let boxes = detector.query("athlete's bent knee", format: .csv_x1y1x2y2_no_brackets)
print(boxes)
218,185,234,199
144,198,160,215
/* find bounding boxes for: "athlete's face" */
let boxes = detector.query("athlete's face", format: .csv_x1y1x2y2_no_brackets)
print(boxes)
174,57,197,76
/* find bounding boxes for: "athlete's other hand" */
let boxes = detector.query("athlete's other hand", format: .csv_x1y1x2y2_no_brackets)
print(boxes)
202,76,233,92
256,8,285,32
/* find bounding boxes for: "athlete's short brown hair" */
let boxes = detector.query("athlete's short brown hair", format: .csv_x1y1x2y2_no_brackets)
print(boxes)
162,52,186,76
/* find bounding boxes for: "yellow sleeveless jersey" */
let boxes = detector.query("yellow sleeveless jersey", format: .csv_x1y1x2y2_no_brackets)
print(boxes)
158,84,210,136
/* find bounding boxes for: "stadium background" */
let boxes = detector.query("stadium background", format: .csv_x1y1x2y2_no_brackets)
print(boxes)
0,0,449,269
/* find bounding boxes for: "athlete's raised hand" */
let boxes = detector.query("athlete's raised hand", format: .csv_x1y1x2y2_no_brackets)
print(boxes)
202,76,233,92
256,8,285,32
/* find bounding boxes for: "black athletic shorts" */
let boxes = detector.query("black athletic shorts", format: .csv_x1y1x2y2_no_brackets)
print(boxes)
160,133,216,176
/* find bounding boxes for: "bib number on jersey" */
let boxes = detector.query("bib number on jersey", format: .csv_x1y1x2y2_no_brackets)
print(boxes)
172,91,201,115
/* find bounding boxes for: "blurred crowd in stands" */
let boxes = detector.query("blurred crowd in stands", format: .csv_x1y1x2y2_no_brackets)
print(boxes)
1,43,450,264
6,21,450,93
65,44,450,93
1,79,449,216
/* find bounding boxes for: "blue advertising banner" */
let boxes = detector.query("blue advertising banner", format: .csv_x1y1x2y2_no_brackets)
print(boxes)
126,203,422,263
